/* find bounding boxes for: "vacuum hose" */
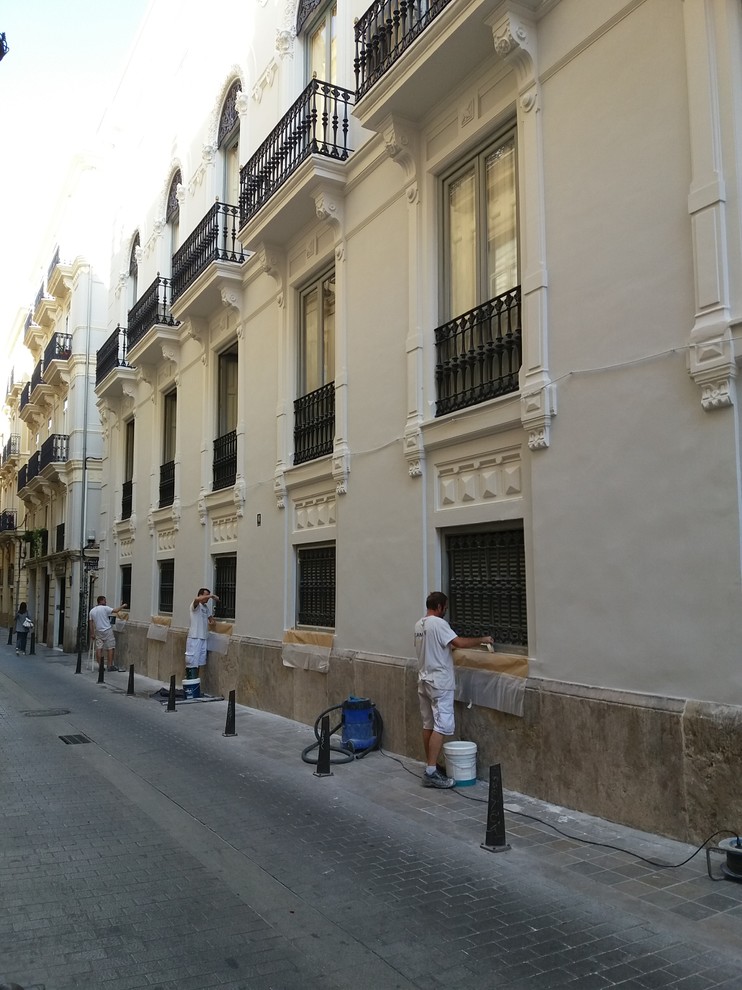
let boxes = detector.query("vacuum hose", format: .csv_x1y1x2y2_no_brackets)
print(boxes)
301,703,384,765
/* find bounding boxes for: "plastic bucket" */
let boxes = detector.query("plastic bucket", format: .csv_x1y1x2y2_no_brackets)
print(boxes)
443,741,477,787
182,678,201,700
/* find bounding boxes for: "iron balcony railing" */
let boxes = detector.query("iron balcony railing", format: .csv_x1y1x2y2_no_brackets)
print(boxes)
159,460,175,508
434,287,522,417
294,381,335,465
43,332,72,368
213,430,237,491
239,79,353,228
121,479,133,521
171,202,245,304
96,325,131,385
127,275,179,350
355,0,453,100
34,282,46,313
0,509,17,531
2,434,20,465
20,382,31,411
24,310,35,334
27,450,40,483
17,464,28,492
40,434,69,470
55,522,65,553
31,359,43,394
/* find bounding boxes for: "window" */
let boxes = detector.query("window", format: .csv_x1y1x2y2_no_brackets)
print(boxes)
443,129,518,318
445,526,527,651
294,269,335,464
300,1,337,84
128,232,140,310
435,129,521,416
213,554,236,619
158,559,174,614
120,564,132,610
296,543,335,628
122,419,135,520
219,81,241,208
166,170,182,258
214,346,238,490
160,389,177,508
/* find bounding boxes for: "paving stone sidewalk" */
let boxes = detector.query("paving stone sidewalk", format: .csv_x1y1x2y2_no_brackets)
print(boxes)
1,640,740,990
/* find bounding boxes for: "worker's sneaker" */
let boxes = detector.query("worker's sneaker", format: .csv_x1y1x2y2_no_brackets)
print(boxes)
422,768,455,789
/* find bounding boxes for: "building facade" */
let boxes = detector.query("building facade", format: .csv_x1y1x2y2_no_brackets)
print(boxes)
1,0,738,842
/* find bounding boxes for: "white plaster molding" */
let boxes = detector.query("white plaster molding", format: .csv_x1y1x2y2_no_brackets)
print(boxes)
252,59,278,103
233,475,246,518
221,286,243,317
198,490,207,526
276,28,296,59
381,115,419,184
256,243,285,307
274,469,287,510
293,490,336,532
114,271,128,298
332,443,350,496
403,427,425,477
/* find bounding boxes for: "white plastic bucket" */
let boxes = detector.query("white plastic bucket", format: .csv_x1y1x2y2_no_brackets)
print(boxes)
443,741,477,787
182,678,201,700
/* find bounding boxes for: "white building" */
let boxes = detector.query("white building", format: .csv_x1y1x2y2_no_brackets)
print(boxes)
0,0,735,842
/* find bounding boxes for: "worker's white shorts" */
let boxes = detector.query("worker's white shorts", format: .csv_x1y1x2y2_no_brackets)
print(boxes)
417,683,455,736
94,629,116,653
185,637,208,667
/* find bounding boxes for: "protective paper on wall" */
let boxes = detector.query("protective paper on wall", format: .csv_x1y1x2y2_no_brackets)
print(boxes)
281,629,333,673
206,632,230,655
146,622,169,642
455,668,526,717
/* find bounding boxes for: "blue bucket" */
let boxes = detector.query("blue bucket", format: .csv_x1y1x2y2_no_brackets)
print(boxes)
182,678,201,700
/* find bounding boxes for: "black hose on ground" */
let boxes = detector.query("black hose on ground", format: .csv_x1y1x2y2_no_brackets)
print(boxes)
301,704,384,765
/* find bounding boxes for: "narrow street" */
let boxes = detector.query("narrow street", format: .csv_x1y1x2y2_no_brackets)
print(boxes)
1,643,740,990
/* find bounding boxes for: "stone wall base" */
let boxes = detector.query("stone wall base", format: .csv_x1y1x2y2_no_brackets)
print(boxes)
116,626,742,844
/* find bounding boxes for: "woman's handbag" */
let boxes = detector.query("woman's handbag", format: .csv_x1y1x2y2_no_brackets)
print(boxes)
23,617,33,629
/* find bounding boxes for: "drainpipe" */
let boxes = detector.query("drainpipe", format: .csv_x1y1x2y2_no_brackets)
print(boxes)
75,266,93,673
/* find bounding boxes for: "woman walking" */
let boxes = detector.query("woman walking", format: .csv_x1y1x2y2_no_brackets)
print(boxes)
14,602,33,656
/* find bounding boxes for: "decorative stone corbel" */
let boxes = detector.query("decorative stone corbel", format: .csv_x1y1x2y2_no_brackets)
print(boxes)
198,490,207,526
275,28,295,59
403,427,425,477
314,187,346,262
114,271,129,298
233,475,246,517
256,243,285,307
221,286,243,317
689,332,736,409
521,384,557,450
332,443,350,496
381,114,418,186
274,469,287,510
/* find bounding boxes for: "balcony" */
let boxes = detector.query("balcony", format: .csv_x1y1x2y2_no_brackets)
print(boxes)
46,247,73,300
212,430,237,491
353,0,513,131
95,325,136,397
39,434,69,475
126,275,180,365
434,286,521,417
42,332,72,388
1,434,20,466
0,509,17,532
238,79,353,249
170,201,246,321
17,463,28,494
159,460,175,508
33,279,58,329
27,450,40,485
24,308,44,349
294,381,335,465
18,381,36,425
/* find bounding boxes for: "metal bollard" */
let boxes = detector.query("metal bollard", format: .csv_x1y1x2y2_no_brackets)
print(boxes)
480,764,511,853
29,630,35,655
165,674,177,713
7,625,12,646
127,664,135,696
313,714,333,777
97,657,105,684
223,689,237,736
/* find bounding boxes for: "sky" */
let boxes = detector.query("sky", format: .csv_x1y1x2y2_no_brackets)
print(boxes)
0,0,152,342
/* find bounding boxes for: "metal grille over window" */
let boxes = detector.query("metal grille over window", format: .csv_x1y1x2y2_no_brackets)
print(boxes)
446,529,527,648
297,544,335,628
214,555,237,619
120,565,132,613
218,81,241,148
159,559,175,614
294,382,334,464
212,430,237,490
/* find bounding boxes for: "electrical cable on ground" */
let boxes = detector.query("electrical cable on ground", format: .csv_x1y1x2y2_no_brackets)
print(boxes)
377,747,740,875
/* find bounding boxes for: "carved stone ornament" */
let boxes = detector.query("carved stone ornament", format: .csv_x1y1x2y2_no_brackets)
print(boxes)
403,427,425,477
115,270,129,298
221,287,242,316
276,28,296,59
198,491,207,526
382,116,418,184
233,475,246,517
274,469,287,510
487,7,538,91
700,376,734,410
521,384,557,451
332,446,350,496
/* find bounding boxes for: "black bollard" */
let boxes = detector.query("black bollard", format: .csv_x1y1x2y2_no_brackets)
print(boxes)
314,714,333,777
127,664,135,696
75,650,82,674
223,689,237,736
29,630,35,655
7,625,12,646
97,657,105,684
165,674,177,713
481,764,511,854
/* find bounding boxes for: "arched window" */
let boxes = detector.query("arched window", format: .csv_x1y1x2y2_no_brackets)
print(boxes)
166,170,182,258
218,81,241,206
